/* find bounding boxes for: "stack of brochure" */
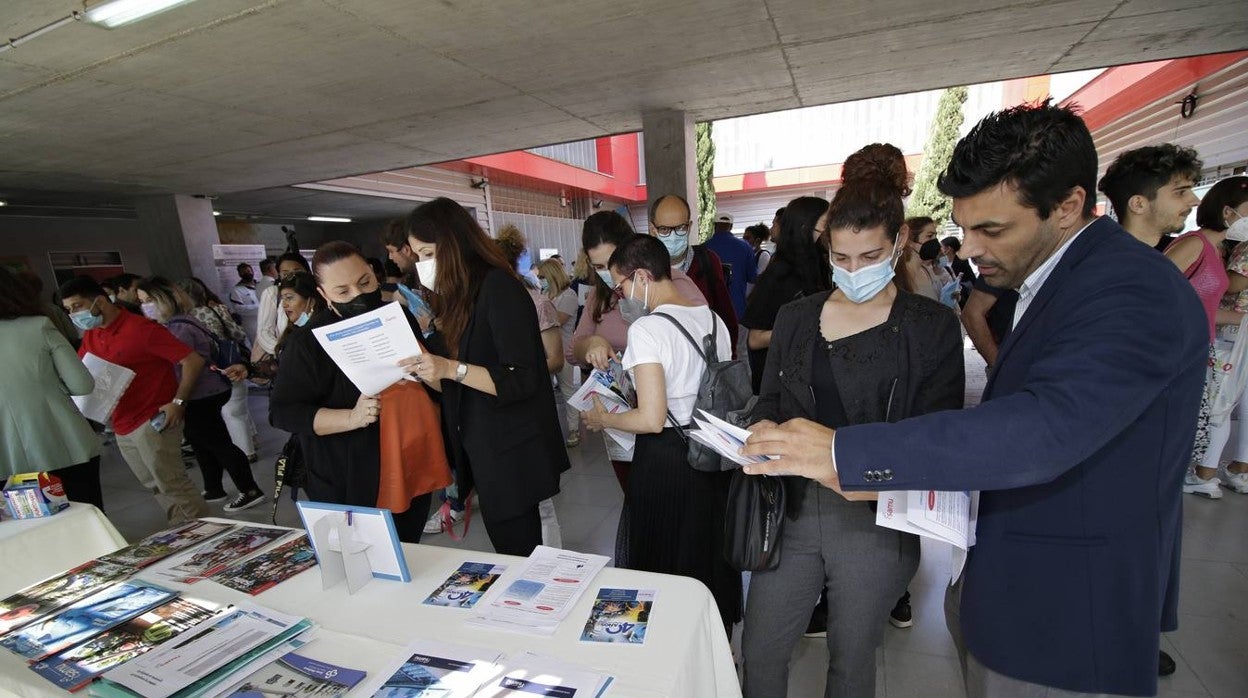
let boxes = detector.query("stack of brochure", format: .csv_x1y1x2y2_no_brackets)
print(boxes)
467,546,609,636
363,639,612,698
90,603,314,698
685,409,775,468
876,490,980,584
567,359,636,451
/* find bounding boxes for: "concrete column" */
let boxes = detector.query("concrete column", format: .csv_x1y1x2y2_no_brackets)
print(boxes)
134,194,222,297
641,109,697,227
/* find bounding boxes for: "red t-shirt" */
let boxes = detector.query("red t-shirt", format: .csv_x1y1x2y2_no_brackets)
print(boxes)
78,309,194,436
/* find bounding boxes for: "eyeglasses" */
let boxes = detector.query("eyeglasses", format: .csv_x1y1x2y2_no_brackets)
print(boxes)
610,279,627,300
653,222,691,237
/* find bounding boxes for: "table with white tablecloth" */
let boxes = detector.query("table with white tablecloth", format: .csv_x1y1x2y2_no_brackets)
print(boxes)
0,520,742,697
0,504,126,597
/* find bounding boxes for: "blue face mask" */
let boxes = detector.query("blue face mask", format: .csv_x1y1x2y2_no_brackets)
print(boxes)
596,269,613,287
70,298,103,331
658,233,690,262
294,311,310,327
539,279,550,294
830,242,900,304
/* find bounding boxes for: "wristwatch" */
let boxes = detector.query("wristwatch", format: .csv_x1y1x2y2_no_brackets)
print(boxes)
454,362,468,383
172,398,186,407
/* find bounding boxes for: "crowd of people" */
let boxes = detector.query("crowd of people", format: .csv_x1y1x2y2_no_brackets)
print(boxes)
5,99,1244,697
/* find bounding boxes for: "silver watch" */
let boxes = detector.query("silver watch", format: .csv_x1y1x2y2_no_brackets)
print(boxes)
454,362,468,383
172,398,186,407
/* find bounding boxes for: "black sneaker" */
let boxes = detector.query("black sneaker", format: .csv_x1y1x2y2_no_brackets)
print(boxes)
803,597,828,638
889,591,913,629
224,491,266,513
202,491,228,504
1159,650,1176,677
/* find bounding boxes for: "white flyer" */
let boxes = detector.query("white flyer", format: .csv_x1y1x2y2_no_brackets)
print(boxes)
567,360,636,451
687,409,776,468
479,652,613,697
876,490,980,585
469,546,609,636
311,301,422,396
361,638,504,698
72,352,135,424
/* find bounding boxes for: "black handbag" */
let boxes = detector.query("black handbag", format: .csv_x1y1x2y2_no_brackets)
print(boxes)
723,469,786,571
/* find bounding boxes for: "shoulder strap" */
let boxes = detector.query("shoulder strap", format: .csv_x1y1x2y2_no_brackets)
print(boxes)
651,311,706,363
168,317,217,346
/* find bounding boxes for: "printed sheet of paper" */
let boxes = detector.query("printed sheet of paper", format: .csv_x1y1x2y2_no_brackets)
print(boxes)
469,546,609,636
73,353,136,424
101,521,234,569
579,588,655,645
483,652,613,697
567,359,636,451
0,560,133,637
876,490,980,584
209,534,317,596
688,409,775,468
311,301,422,396
145,526,291,585
423,562,508,609
362,639,503,698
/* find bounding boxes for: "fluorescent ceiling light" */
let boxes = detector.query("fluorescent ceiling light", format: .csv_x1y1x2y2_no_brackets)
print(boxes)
82,0,200,29
212,210,220,216
0,200,7,207
308,216,352,223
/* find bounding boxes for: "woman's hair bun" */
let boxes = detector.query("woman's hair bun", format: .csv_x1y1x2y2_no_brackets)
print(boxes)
841,143,912,198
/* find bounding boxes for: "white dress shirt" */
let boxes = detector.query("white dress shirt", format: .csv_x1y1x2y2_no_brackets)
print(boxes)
1011,219,1094,330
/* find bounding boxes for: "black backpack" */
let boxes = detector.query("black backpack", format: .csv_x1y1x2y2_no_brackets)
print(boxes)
652,310,754,471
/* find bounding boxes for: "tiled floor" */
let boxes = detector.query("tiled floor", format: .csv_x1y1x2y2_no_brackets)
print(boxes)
93,343,1248,697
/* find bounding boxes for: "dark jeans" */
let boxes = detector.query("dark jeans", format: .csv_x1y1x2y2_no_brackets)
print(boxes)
391,494,434,545
484,506,542,556
54,456,103,511
185,390,259,496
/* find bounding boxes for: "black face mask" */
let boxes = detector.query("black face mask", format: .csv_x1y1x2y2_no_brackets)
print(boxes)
919,239,943,262
331,288,384,319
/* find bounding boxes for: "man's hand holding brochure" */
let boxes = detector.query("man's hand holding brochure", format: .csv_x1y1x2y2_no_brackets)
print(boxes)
876,490,979,585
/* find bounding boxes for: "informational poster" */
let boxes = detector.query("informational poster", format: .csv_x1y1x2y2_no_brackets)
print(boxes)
212,244,266,301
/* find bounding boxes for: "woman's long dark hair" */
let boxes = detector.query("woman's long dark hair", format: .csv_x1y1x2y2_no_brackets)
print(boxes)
404,197,516,357
760,196,832,296
581,210,637,323
276,272,320,352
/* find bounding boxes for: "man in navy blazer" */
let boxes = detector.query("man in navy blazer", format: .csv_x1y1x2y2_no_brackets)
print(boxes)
743,102,1207,696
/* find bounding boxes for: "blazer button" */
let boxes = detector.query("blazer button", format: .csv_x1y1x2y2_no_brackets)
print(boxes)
862,470,874,481
882,469,894,481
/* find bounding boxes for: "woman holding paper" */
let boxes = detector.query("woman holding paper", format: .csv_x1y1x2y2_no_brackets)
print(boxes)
738,144,964,698
0,266,103,509
270,242,450,543
399,197,569,556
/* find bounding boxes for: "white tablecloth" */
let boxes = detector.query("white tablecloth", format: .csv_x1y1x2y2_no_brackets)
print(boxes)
0,504,126,597
0,519,742,697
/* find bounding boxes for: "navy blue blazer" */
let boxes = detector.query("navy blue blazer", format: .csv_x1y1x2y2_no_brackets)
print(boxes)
836,217,1206,696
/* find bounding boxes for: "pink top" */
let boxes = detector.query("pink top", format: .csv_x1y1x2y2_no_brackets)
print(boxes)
1170,231,1228,341
567,269,706,365
528,289,560,332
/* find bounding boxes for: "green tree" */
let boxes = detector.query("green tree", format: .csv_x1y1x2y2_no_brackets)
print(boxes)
695,121,716,243
909,86,968,227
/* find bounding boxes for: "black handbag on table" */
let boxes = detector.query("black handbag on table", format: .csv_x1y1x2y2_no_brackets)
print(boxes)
723,469,786,571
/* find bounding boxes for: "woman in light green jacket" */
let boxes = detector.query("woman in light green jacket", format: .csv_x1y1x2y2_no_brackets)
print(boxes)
0,267,103,510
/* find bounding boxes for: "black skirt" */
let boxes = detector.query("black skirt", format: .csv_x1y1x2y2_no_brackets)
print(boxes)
625,427,741,625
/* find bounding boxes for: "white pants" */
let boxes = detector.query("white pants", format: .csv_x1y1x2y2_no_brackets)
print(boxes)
221,380,257,457
1202,388,1248,469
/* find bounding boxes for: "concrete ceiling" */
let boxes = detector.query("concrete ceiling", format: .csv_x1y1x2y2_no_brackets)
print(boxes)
1,0,1246,207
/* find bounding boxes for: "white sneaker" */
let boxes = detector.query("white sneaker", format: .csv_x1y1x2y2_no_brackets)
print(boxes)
1183,471,1223,499
1218,468,1248,494
422,508,464,534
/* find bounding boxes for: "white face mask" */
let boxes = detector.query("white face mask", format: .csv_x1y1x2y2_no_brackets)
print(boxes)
1226,212,1248,243
830,238,902,304
415,258,437,292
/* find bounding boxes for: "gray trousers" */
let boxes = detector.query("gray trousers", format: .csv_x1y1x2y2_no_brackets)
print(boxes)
741,484,920,698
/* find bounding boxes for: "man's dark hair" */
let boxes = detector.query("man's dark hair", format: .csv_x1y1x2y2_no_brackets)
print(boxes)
380,218,408,249
1097,144,1203,224
648,194,692,222
58,275,106,302
941,236,962,252
236,262,252,273
259,257,276,274
383,259,403,278
104,272,140,293
0,267,43,319
276,251,311,273
608,234,672,282
938,100,1098,219
1196,176,1248,231
774,207,785,222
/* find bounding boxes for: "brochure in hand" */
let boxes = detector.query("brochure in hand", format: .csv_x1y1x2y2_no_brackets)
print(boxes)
423,562,507,609
219,650,367,698
147,526,291,585
209,534,318,595
567,358,636,451
101,521,234,569
579,588,655,645
30,597,222,692
0,560,133,637
1,581,177,661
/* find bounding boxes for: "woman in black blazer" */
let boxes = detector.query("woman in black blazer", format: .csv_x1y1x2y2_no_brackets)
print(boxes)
401,198,569,556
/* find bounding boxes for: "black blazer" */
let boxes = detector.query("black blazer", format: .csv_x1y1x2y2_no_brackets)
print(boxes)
836,218,1208,695
440,268,569,523
752,290,965,515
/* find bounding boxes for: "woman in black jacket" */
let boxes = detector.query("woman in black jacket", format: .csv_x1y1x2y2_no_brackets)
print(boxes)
740,144,965,698
400,198,569,556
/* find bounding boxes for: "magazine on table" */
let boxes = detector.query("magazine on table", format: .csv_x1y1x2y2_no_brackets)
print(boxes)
579,588,656,645
30,597,222,692
0,560,134,637
214,649,367,698
876,490,980,584
96,603,312,698
423,562,508,609
364,638,504,698
209,534,318,596
1,581,177,661
101,521,234,570
145,526,291,585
